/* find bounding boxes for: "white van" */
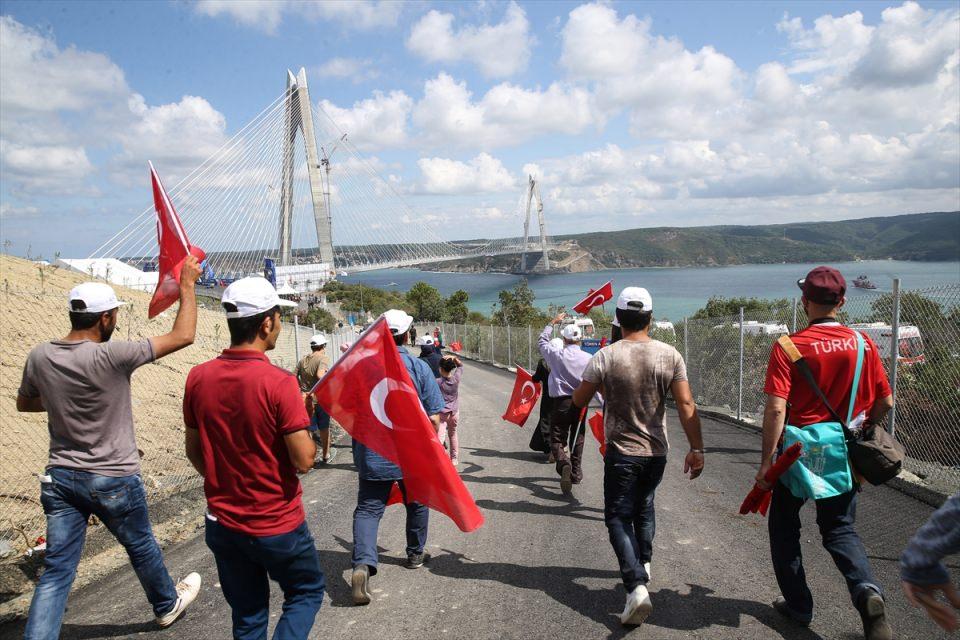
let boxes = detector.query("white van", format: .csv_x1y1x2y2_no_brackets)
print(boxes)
850,322,925,365
652,321,675,334
712,321,789,335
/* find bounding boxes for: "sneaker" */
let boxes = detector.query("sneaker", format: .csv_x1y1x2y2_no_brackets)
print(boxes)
858,591,892,640
406,552,430,569
620,585,653,626
772,596,811,627
643,562,651,583
351,565,371,606
560,463,573,495
451,457,459,467
156,572,201,627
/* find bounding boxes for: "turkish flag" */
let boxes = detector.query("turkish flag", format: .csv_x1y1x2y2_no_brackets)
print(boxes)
739,442,803,517
588,411,606,456
573,281,613,315
148,162,205,318
313,318,484,532
502,366,540,427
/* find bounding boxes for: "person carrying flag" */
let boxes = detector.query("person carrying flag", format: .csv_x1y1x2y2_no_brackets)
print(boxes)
538,312,592,493
183,277,325,640
297,333,333,464
17,257,204,639
351,309,444,605
570,287,705,627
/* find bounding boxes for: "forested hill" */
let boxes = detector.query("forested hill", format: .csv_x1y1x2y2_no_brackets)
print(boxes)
557,211,960,268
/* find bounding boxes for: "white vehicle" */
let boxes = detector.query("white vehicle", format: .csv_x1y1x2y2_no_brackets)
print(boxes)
562,317,596,338
713,320,789,336
850,322,925,364
652,321,675,334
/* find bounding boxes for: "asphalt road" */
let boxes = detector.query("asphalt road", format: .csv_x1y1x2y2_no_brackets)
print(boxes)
2,360,954,640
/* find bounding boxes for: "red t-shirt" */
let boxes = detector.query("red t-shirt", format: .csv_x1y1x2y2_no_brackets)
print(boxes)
184,350,311,536
764,323,892,427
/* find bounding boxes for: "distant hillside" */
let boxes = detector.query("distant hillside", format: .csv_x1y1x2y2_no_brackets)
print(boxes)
555,211,960,268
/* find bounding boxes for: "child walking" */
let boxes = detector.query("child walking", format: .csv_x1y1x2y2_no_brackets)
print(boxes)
438,356,463,466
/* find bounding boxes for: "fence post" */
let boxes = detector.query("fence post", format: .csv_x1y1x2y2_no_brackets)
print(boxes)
888,279,901,437
507,324,512,366
791,297,798,333
490,325,495,363
738,306,744,421
293,315,301,364
528,325,533,370
683,317,688,365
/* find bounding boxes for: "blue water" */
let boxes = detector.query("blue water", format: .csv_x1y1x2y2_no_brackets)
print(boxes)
342,260,960,321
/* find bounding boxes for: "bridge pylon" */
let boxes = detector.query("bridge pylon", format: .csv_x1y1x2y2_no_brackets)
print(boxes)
278,68,334,267
520,175,549,273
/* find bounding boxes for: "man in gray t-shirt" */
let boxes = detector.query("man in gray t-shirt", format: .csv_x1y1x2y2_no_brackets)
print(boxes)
571,287,705,628
16,257,203,637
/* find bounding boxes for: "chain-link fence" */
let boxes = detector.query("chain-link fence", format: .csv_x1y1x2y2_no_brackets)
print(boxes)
0,279,354,555
436,282,960,496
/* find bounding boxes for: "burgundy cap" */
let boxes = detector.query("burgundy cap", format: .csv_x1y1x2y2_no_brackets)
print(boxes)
797,266,846,304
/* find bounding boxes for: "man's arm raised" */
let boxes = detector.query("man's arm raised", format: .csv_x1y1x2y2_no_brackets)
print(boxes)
150,256,202,359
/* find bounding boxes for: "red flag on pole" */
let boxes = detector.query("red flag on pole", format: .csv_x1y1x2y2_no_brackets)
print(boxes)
588,411,606,456
148,162,205,318
313,319,484,532
739,442,804,516
573,281,614,315
502,366,540,427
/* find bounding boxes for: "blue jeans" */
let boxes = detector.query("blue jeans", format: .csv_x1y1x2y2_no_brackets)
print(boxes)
352,479,428,574
769,481,882,621
603,451,667,593
24,468,177,640
205,518,325,640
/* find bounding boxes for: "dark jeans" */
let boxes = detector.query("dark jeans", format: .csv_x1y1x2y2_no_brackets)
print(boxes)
205,518,325,640
550,396,586,481
769,481,882,620
352,479,428,574
603,451,667,593
24,468,177,640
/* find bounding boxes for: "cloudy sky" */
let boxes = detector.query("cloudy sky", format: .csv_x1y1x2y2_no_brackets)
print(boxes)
1,0,958,258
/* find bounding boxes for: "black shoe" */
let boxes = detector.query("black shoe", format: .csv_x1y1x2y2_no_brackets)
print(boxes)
351,565,371,605
858,591,892,640
772,597,811,627
560,463,573,494
406,552,430,569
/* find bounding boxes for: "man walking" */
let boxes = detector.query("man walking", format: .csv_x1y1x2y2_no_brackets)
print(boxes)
17,257,204,639
183,277,325,639
757,266,893,640
297,333,333,464
351,309,444,606
538,313,592,493
570,287,705,626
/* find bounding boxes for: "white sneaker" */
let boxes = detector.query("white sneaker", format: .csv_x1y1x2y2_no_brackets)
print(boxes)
451,457,459,466
644,562,651,583
156,572,201,627
620,584,653,626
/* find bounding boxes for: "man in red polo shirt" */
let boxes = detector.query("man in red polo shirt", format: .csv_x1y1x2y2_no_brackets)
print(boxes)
756,266,894,640
183,277,325,640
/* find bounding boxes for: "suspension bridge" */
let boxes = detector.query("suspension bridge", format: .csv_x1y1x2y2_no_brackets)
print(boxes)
84,69,557,293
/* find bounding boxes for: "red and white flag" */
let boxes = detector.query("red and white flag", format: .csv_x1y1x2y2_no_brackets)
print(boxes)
313,319,484,532
588,411,606,456
573,280,613,316
148,162,205,318
502,366,541,427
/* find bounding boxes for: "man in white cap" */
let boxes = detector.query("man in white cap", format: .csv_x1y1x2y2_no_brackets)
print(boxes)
538,312,593,493
183,277,325,639
351,309,444,606
297,332,333,464
17,256,203,638
571,287,705,627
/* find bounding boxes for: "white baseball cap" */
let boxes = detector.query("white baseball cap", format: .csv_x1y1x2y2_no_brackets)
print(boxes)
383,309,414,335
617,287,653,313
68,282,127,313
561,324,582,341
309,333,328,348
221,277,297,318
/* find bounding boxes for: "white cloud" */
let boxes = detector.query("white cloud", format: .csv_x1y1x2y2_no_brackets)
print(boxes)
194,0,401,34
318,90,412,151
0,202,40,218
314,57,379,83
407,2,534,78
416,153,517,194
472,206,507,220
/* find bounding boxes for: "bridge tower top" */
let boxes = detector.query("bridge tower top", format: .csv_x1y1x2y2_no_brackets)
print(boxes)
520,175,549,273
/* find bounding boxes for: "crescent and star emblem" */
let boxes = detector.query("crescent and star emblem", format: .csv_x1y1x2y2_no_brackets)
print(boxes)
369,378,415,430
519,380,538,404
